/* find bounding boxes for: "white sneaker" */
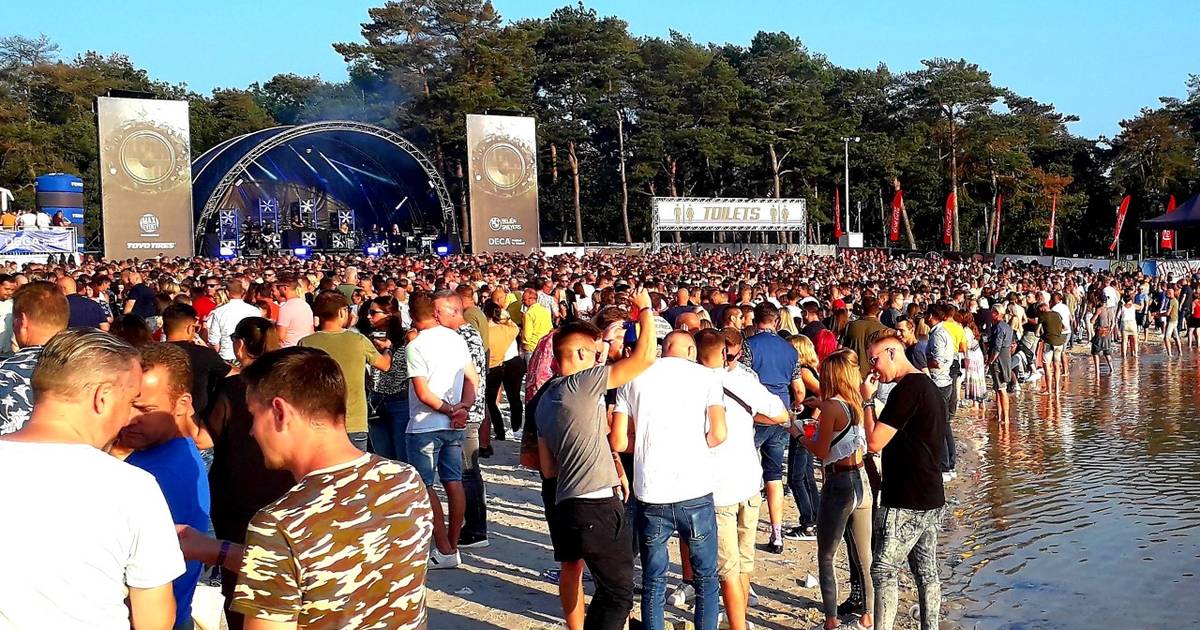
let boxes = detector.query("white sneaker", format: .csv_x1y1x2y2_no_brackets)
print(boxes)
747,585,760,607
429,547,461,570
512,429,523,441
718,611,755,629
667,582,695,607
942,472,954,483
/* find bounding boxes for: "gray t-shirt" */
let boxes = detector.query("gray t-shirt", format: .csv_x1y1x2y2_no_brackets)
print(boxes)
534,365,618,504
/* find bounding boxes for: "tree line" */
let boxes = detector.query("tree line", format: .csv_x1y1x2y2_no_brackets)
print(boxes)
1,1,1198,254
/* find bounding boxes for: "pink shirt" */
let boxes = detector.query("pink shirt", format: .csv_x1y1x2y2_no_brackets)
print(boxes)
276,297,314,347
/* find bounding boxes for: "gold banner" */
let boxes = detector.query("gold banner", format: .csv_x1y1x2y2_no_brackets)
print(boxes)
97,97,194,259
466,114,540,253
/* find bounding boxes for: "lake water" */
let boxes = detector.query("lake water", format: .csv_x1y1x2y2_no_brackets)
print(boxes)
949,349,1200,629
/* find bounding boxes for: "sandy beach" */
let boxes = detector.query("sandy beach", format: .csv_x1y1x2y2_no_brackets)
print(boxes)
425,422,982,630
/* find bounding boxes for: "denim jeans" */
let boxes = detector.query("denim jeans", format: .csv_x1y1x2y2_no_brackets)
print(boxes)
406,429,464,486
872,506,943,630
461,424,488,540
637,494,719,630
787,435,820,526
367,393,409,462
816,468,873,619
935,384,956,472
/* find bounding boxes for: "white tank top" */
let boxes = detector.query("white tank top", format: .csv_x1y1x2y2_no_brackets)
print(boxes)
824,399,867,466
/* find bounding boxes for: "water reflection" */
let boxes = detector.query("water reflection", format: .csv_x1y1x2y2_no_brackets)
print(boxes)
950,350,1200,629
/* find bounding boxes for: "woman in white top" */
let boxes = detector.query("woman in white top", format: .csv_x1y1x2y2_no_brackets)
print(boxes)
1118,294,1139,356
800,349,873,630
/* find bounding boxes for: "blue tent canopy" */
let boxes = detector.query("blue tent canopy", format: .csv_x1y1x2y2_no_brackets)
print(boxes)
1139,193,1200,230
192,121,452,241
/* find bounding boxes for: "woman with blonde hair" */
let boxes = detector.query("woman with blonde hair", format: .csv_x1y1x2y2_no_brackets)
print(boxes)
800,349,873,630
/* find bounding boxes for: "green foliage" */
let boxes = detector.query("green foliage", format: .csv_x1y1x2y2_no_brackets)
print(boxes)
2,4,1198,255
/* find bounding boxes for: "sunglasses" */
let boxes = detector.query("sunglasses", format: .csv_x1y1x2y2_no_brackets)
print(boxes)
205,284,219,288
868,347,896,367
369,309,387,316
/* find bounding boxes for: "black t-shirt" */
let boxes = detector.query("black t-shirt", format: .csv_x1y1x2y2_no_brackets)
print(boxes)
169,340,231,421
877,372,946,510
800,320,826,343
208,375,296,544
127,283,158,318
66,294,107,329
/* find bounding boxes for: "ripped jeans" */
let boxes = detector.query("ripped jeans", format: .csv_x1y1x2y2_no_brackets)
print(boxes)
871,505,943,630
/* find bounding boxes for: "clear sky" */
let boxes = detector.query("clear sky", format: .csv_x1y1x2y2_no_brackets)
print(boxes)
3,0,1196,139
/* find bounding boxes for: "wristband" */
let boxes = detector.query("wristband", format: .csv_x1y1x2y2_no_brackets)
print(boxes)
216,540,231,567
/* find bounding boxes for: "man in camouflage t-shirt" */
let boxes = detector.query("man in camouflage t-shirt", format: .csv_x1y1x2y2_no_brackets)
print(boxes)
176,348,433,629
233,452,432,628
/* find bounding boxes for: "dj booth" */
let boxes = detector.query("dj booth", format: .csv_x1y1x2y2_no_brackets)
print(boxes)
281,228,359,251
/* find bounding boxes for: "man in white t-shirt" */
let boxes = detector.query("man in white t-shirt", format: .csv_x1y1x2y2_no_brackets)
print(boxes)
696,328,788,630
611,331,727,630
405,292,479,569
0,329,184,630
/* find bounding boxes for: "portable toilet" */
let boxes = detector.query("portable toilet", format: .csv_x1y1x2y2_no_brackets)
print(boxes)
35,173,85,247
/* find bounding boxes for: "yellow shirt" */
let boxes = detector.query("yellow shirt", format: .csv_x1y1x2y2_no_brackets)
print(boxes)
506,300,524,328
943,319,967,354
520,303,552,352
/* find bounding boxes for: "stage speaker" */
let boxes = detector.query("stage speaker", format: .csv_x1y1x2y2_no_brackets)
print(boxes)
283,229,323,250
433,233,462,255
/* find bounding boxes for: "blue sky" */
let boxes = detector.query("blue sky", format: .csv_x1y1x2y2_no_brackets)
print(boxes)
3,0,1196,139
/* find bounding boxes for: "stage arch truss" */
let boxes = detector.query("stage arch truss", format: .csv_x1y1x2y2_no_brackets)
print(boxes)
192,121,453,251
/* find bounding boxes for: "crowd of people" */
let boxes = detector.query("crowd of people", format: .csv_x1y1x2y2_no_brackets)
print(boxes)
0,247,1195,630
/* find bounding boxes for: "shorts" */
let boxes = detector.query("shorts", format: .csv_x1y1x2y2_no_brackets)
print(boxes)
1090,334,1111,356
989,356,1013,392
716,494,762,579
547,494,627,564
753,424,788,482
406,429,464,485
1041,343,1064,365
1188,317,1200,328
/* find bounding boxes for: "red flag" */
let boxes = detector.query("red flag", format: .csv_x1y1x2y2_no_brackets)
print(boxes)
943,190,956,246
833,188,843,239
1044,193,1058,249
889,190,902,242
1161,195,1177,249
1108,195,1131,252
991,193,1003,251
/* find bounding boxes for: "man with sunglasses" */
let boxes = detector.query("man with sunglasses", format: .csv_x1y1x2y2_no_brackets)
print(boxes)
193,276,220,324
861,331,946,630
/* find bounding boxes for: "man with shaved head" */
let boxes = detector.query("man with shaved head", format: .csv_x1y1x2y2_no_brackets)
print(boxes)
675,310,703,333
611,316,728,629
59,275,109,330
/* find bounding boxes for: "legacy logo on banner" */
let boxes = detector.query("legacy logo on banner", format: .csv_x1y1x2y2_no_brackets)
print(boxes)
97,97,194,259
466,114,540,254
654,198,807,229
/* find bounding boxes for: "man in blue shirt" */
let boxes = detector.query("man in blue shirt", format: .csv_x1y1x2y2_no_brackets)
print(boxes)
120,343,210,630
740,302,814,550
58,276,110,330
